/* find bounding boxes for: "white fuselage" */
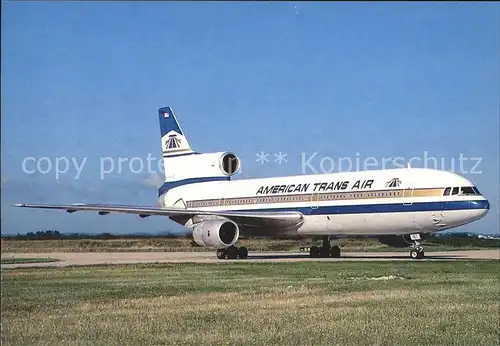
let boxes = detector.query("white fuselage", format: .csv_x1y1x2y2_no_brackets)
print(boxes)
159,168,489,237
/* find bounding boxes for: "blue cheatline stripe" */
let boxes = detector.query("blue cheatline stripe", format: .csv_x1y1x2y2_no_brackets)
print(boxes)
228,200,490,215
158,176,230,197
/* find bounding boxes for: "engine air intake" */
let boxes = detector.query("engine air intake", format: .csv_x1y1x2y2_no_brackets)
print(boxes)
220,153,240,176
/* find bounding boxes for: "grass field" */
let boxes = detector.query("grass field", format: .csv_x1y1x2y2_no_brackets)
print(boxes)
2,236,498,253
1,261,499,345
0,257,58,265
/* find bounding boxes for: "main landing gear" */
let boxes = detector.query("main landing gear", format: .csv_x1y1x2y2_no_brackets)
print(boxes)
216,246,248,260
408,233,425,260
309,236,341,258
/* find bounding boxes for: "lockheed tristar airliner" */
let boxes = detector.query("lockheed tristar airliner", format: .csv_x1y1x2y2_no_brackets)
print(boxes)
14,106,490,260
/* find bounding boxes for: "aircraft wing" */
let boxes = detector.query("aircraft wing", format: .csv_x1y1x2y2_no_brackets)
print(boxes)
12,203,304,230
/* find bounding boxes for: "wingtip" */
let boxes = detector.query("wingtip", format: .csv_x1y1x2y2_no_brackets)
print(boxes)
12,203,25,207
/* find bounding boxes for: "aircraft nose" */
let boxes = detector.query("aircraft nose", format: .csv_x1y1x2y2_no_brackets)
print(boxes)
470,198,490,219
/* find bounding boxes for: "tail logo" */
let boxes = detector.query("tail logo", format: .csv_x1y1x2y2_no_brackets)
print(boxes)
162,130,191,155
166,134,181,149
159,106,193,156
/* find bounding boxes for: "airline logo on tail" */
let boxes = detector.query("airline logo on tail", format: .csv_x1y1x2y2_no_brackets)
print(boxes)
162,130,191,154
159,106,194,157
166,134,181,149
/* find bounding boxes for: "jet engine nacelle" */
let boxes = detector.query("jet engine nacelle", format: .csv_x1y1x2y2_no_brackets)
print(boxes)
164,151,241,181
192,219,240,249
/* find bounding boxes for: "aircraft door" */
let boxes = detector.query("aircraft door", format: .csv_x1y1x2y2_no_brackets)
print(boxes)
217,182,228,209
402,187,414,206
401,184,419,230
218,197,226,208
310,192,320,214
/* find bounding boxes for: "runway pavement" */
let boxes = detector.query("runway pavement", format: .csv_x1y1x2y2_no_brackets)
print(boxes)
1,249,498,268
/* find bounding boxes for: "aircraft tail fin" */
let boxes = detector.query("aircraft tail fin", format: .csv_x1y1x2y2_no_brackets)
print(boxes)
156,106,236,196
158,107,194,158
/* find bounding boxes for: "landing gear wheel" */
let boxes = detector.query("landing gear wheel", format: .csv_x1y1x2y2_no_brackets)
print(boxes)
330,245,341,258
410,249,419,259
216,249,226,260
320,247,330,258
227,246,238,259
309,246,320,258
410,248,424,260
238,246,248,259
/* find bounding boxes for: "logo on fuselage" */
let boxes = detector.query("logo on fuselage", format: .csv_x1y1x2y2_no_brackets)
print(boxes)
385,178,401,188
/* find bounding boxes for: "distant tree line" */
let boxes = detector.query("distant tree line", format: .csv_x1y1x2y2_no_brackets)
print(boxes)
1,230,187,240
427,232,499,247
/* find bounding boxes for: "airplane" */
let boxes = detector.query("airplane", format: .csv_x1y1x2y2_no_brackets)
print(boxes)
13,106,490,260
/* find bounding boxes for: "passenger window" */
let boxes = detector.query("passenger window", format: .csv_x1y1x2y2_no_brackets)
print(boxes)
452,187,459,195
443,187,451,196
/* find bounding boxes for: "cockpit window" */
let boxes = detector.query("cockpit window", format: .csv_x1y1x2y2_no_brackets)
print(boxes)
460,186,478,195
446,186,480,196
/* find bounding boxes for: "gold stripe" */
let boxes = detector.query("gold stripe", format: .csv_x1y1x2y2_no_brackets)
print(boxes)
411,188,443,197
186,188,446,209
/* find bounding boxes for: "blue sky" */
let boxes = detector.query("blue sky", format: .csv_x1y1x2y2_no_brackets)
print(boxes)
2,2,499,235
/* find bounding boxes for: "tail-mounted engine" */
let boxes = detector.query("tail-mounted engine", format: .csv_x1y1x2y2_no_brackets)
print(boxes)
192,219,240,249
163,151,241,182
218,152,240,176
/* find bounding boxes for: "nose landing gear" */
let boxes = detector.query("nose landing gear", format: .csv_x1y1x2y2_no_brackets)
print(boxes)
408,234,425,260
410,246,425,259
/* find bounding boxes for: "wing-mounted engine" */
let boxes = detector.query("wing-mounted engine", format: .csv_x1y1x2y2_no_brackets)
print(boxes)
192,218,240,249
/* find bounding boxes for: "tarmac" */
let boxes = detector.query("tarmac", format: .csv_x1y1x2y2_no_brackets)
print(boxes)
1,249,498,268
